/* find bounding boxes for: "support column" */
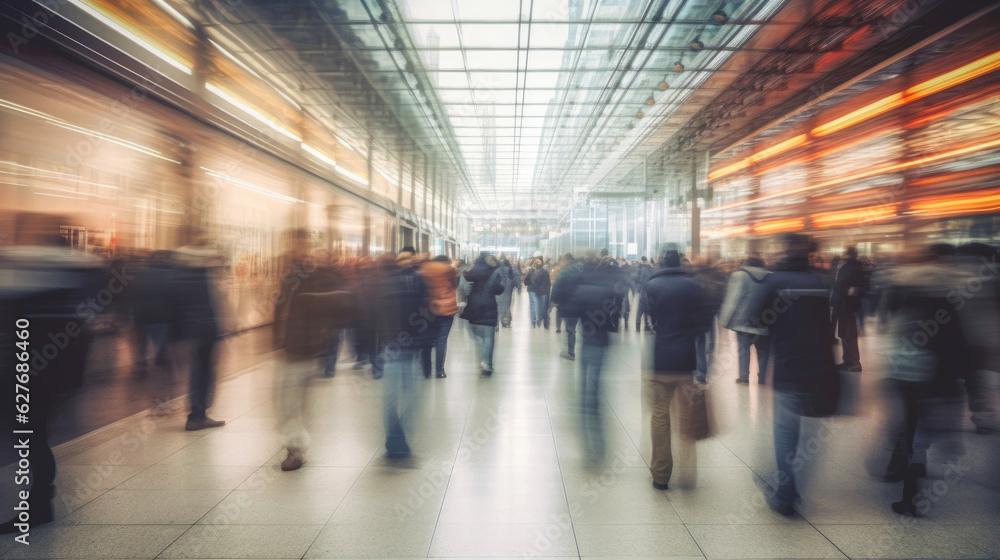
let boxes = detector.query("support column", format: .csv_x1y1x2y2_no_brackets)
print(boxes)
690,152,701,259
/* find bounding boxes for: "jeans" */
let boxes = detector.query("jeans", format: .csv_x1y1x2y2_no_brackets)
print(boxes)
382,347,418,454
187,338,217,421
580,344,606,460
695,321,716,383
773,390,809,509
469,323,496,371
420,316,454,376
529,292,549,327
736,332,770,382
564,316,579,357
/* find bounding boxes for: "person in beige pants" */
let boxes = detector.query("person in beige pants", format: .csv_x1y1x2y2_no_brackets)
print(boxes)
641,245,711,489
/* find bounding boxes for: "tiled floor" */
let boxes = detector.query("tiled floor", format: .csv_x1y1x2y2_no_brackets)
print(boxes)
2,293,998,559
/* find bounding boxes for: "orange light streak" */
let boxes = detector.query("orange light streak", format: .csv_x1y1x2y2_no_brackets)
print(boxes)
753,218,804,234
708,49,1000,182
910,190,1000,217
705,136,1000,214
708,135,807,181
812,204,899,229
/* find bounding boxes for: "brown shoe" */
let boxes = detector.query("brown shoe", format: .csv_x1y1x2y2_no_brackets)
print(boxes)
185,417,225,431
281,451,303,471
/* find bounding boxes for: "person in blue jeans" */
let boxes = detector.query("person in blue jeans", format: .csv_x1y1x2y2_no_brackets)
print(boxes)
461,253,504,375
718,254,772,384
524,258,551,328
748,233,838,515
573,253,624,462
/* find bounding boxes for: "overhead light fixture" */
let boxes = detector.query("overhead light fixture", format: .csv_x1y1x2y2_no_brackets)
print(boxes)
658,80,669,91
674,61,685,72
711,9,728,25
691,38,705,51
635,110,645,118
646,95,656,105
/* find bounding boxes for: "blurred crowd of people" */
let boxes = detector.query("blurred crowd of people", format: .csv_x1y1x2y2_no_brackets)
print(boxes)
2,212,998,534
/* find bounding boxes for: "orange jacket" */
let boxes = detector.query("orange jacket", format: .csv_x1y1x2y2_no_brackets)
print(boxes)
419,261,459,317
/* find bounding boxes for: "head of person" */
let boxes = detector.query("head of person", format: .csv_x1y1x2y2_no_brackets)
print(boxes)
778,233,812,262
745,252,764,268
843,245,858,260
599,248,609,257
641,256,648,263
433,254,451,263
659,243,682,268
532,258,542,268
582,250,599,267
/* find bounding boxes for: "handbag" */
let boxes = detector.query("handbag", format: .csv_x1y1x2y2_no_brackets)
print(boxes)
679,382,712,441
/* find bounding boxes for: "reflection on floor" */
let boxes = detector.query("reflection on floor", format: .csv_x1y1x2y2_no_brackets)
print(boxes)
1,293,998,559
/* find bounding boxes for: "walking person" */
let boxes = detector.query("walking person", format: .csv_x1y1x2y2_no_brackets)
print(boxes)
575,254,623,462
524,258,551,329
749,233,839,515
272,230,352,470
461,252,504,376
881,244,972,514
371,253,429,457
634,257,654,331
718,254,771,384
419,255,459,378
170,235,227,431
495,255,516,329
642,245,712,489
550,253,583,361
832,246,865,372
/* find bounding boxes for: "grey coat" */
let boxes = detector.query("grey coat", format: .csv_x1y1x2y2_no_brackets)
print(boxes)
718,265,771,336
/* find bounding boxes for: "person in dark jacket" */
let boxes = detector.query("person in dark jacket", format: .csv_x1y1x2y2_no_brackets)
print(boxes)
832,246,865,372
524,258,551,328
495,256,517,329
371,252,429,457
461,252,504,375
748,233,838,515
550,255,583,360
641,245,711,489
881,246,972,515
170,237,226,431
272,230,353,470
575,254,624,462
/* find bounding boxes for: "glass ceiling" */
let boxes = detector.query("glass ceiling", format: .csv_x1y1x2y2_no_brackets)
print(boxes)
343,0,790,212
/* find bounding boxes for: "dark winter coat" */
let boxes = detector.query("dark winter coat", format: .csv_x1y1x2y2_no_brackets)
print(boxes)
576,259,624,346
461,262,504,326
273,260,352,360
642,267,712,373
550,262,584,317
748,256,837,393
524,266,551,295
371,265,430,350
831,257,865,314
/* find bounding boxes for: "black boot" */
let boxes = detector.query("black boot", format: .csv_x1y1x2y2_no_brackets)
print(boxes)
891,465,919,516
